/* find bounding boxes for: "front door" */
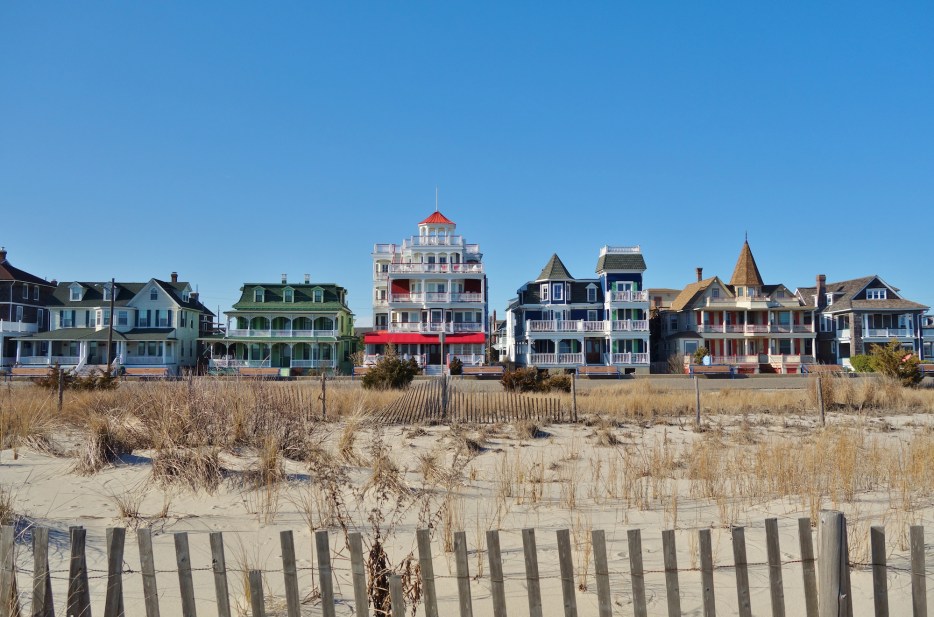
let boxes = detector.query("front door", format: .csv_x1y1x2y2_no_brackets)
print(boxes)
427,344,441,365
585,339,602,364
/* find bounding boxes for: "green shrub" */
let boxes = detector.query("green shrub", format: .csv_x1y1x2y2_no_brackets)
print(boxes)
868,339,922,387
693,346,709,365
849,354,873,373
448,356,463,376
362,347,420,390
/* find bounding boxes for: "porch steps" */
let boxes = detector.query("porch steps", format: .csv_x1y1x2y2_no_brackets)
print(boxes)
423,366,444,376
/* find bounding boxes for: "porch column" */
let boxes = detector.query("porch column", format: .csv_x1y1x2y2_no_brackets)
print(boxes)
48,343,54,364
162,341,168,365
288,343,295,368
15,341,21,363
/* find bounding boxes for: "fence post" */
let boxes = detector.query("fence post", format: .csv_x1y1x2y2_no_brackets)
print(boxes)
315,530,336,617
910,525,927,617
1,525,16,617
764,518,785,617
104,528,126,617
698,529,716,617
321,371,327,421
627,529,647,617
58,368,64,412
591,530,611,617
248,571,265,617
415,529,439,617
556,529,578,617
486,530,507,617
798,518,818,617
32,527,53,617
388,575,405,617
209,532,231,617
522,528,543,617
453,531,473,617
694,376,701,428
818,510,848,617
731,526,752,617
67,526,91,617
137,528,161,617
348,533,368,617
870,526,889,617
571,373,578,422
279,531,301,617
174,532,197,617
817,376,825,426
661,529,681,617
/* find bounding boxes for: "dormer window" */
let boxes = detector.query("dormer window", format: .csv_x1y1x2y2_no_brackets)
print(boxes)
182,290,190,302
103,285,112,301
254,288,265,302
150,288,158,301
826,293,834,306
284,288,294,303
586,285,597,303
711,287,720,299
70,286,82,301
313,289,323,303
540,284,549,302
866,288,887,300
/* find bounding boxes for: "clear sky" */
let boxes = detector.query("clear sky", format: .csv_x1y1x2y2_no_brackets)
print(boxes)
2,2,932,324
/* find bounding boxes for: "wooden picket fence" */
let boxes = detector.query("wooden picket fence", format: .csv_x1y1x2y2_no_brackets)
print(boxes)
375,376,569,424
0,512,929,617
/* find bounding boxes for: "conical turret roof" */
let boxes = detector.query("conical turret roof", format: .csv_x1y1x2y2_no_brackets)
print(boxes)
536,254,573,281
729,241,765,287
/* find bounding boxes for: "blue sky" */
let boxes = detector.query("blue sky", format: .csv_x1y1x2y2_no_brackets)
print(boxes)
2,2,932,324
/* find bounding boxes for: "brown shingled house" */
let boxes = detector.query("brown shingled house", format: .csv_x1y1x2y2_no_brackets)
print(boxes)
795,275,929,366
656,241,816,374
0,247,56,368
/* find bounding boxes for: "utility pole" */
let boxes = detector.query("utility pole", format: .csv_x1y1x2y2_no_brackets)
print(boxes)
105,278,116,375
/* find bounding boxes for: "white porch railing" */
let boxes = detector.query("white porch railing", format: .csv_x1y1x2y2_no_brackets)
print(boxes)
608,291,649,303
865,328,911,338
529,319,650,333
390,293,424,303
528,352,584,365
124,356,176,366
209,358,271,368
387,263,484,274
18,356,51,366
387,323,483,333
448,353,485,366
291,359,336,368
604,353,651,365
450,293,483,303
0,321,38,334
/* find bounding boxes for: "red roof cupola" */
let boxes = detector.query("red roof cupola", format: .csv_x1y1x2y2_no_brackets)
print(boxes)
419,210,455,225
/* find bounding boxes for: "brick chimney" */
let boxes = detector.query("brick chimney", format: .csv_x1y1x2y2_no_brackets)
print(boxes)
696,267,703,282
0,247,7,262
281,273,288,284
170,271,178,283
816,274,826,308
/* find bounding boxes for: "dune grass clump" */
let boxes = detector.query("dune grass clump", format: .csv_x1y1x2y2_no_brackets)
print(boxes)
72,415,134,475
151,446,224,493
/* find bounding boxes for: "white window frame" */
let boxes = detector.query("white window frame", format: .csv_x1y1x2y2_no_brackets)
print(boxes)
150,288,158,301
540,284,549,302
118,311,128,326
33,285,39,300
587,309,598,321
866,288,887,300
553,284,563,302
313,289,323,302
254,289,264,302
70,287,81,301
16,305,23,321
711,287,720,298
587,286,597,303
284,288,294,303
103,285,111,301
826,293,834,306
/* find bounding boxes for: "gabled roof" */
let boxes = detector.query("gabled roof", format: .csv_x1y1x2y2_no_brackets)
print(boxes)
595,253,647,272
729,241,765,287
230,283,351,312
46,280,211,313
419,211,455,225
0,253,53,286
536,254,573,281
797,275,929,312
669,277,723,311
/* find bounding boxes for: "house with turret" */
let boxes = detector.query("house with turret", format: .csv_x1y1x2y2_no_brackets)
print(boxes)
503,246,650,373
364,210,488,373
657,241,816,373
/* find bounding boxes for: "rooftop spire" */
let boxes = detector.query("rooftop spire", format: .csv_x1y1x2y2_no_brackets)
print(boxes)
729,240,765,287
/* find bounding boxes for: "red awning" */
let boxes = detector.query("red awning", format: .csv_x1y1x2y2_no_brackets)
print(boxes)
364,332,486,345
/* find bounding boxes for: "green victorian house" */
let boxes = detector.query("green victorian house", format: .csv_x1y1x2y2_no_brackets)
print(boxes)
203,274,356,375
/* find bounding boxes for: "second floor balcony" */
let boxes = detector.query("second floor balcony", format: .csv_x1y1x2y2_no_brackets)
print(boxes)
525,319,649,334
387,322,484,334
0,321,38,334
608,291,649,303
388,292,483,304
387,263,484,275
225,329,338,339
696,324,814,334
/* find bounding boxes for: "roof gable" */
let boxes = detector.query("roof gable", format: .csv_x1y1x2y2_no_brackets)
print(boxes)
536,254,574,281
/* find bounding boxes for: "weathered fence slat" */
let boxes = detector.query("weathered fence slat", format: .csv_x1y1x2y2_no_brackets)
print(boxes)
174,532,197,617
453,531,473,617
765,518,785,617
388,575,405,617
870,526,889,617
487,530,508,617
67,526,91,617
591,530,612,617
910,525,927,617
348,533,369,617
279,531,301,617
315,530,336,617
32,527,53,617
522,528,543,617
662,529,681,617
209,532,231,617
137,529,160,617
819,511,847,617
415,529,439,617
103,528,126,617
248,570,265,617
1,525,16,617
556,529,578,617
698,529,716,617
731,526,752,617
798,517,818,617
627,529,648,617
